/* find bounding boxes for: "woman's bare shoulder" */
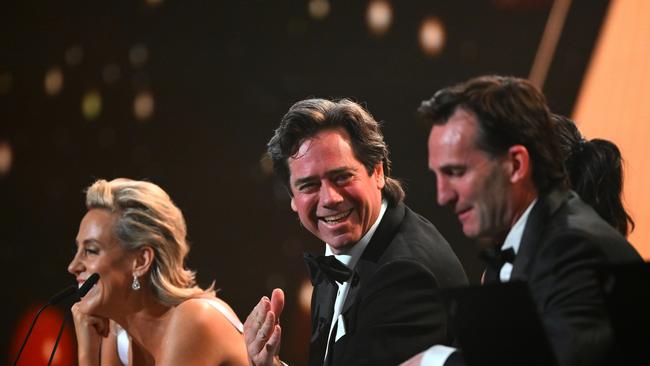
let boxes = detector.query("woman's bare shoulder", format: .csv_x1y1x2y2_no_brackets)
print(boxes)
172,297,238,325
160,298,247,365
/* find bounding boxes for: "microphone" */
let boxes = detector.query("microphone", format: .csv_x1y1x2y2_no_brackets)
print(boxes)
47,285,77,305
78,272,100,298
47,273,100,366
13,273,101,366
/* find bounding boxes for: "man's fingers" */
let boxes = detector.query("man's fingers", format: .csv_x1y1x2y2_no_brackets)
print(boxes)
244,297,271,343
270,289,285,322
265,324,282,355
244,291,285,364
249,310,276,355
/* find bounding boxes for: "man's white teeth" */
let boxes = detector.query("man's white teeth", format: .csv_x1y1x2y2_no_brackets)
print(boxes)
323,211,350,223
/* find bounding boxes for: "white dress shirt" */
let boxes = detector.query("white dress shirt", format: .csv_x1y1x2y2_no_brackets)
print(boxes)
322,200,388,362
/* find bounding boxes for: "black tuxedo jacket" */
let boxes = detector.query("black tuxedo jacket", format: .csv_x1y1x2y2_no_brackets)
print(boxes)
308,202,468,366
511,191,642,366
446,190,642,366
501,190,641,366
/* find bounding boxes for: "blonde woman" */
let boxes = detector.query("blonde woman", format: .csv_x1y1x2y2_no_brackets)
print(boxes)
68,178,247,365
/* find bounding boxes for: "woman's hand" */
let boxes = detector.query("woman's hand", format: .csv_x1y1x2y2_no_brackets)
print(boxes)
71,302,109,365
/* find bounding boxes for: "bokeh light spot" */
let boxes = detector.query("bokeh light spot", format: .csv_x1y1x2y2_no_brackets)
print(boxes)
81,90,102,121
134,90,155,121
260,152,273,175
308,0,330,20
44,67,64,96
41,339,55,361
367,0,393,36
299,278,313,312
0,140,13,176
9,304,75,366
419,17,446,56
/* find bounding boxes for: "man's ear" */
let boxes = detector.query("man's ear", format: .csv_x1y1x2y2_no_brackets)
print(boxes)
506,144,531,184
374,163,385,189
290,197,298,212
132,246,154,277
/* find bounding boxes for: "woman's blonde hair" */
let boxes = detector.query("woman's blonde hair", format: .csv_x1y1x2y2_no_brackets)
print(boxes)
85,178,213,305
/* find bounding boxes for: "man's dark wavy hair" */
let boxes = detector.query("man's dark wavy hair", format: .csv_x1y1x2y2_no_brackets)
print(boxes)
267,98,404,206
418,75,569,194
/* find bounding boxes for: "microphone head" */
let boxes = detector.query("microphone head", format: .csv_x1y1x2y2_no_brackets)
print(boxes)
78,273,100,298
48,285,78,305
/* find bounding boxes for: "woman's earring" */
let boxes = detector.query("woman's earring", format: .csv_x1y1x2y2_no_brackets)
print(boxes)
132,274,141,290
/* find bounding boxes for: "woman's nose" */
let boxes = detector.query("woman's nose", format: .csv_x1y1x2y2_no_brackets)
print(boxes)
67,251,83,275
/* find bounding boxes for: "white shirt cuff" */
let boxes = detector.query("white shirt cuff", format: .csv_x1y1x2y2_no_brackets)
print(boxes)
420,345,457,366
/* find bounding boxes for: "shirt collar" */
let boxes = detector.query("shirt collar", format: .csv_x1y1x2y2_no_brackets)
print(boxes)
501,198,537,255
325,199,388,270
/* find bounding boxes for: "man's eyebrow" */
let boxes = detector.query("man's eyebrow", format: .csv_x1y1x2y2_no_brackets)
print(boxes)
292,167,353,186
293,175,317,187
439,163,466,172
440,163,465,169
325,167,353,177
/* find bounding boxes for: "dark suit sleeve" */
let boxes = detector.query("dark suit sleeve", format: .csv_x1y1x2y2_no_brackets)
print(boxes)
336,259,448,366
444,351,466,366
529,232,613,366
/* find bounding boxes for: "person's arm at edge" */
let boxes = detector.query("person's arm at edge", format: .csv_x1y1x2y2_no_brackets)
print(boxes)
401,345,458,366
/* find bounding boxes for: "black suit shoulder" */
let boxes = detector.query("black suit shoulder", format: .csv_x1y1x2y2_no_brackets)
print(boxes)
376,204,468,289
517,190,642,366
541,191,640,263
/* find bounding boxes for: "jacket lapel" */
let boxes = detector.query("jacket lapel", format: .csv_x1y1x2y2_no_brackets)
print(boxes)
309,281,338,366
318,202,406,365
511,190,567,280
339,202,405,318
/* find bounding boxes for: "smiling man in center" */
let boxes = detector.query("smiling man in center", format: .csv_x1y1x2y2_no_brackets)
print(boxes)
244,98,468,366
289,127,383,253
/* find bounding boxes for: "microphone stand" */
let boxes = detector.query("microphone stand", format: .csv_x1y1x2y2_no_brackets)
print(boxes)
12,285,76,366
12,302,53,366
47,304,73,366
12,273,99,366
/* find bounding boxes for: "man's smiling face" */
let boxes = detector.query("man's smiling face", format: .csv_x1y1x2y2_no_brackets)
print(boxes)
288,127,384,254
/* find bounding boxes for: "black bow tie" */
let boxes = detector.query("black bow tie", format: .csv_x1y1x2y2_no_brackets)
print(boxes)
479,247,516,269
304,253,353,285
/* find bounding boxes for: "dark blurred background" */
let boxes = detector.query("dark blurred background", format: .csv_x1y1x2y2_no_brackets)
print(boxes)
0,0,609,364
